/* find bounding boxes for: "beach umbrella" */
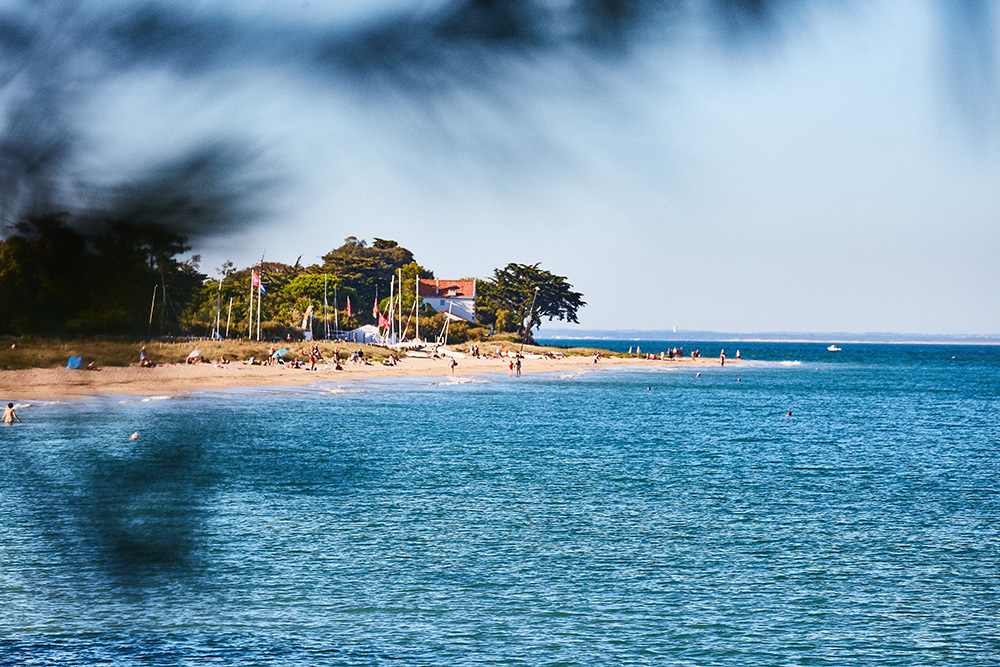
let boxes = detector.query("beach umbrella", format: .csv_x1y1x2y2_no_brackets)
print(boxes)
271,349,289,359
188,350,202,358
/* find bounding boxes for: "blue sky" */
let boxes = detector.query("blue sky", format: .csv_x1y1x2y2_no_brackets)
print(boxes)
32,1,1000,334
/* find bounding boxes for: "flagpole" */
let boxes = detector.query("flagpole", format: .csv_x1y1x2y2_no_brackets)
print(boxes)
147,284,157,339
247,276,252,339
215,276,223,338
334,283,339,338
226,296,233,338
324,274,329,341
256,251,266,341
415,275,419,343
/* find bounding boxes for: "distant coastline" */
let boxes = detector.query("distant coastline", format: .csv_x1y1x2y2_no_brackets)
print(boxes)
538,329,1000,345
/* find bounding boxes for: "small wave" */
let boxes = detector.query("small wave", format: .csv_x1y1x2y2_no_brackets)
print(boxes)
433,377,492,386
319,386,366,395
119,395,176,404
20,400,77,407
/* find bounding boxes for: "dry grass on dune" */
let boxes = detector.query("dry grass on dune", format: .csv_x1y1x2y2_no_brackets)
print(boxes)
0,337,615,371
0,338,387,370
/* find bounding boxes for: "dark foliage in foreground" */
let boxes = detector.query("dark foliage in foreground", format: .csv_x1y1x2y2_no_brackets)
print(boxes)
0,213,204,336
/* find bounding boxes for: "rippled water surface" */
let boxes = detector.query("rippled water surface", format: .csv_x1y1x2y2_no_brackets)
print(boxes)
1,343,998,665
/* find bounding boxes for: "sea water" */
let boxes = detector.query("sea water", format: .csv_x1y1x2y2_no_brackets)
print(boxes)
1,342,997,665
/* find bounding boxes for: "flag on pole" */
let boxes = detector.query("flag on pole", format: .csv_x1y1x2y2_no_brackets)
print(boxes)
372,297,378,318
301,304,313,329
378,312,390,329
346,295,352,318
252,271,266,294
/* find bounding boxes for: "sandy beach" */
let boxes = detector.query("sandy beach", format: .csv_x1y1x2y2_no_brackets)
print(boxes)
0,353,729,400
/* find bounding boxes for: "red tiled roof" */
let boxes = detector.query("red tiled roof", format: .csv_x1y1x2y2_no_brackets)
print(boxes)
418,279,476,298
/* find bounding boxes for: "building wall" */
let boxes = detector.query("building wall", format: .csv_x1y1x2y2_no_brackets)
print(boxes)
417,278,477,322
427,297,475,322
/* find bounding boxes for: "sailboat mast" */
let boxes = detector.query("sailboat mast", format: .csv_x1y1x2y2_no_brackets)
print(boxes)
389,275,395,343
256,251,265,341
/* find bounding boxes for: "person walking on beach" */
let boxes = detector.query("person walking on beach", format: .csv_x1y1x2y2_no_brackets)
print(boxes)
3,403,20,424
450,358,458,374
515,358,521,377
720,350,725,366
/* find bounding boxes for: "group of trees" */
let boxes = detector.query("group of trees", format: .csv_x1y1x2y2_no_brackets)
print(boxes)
476,263,586,336
185,238,437,340
0,213,203,336
0,215,585,341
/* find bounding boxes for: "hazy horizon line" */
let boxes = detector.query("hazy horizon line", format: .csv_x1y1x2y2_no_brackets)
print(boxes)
536,328,1000,343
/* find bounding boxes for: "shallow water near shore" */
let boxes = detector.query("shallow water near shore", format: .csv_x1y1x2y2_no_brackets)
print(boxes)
1,342,998,665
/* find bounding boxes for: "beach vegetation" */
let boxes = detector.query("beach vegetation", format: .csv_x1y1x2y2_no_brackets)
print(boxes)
319,237,418,323
0,337,399,370
422,312,488,344
476,263,585,341
0,213,207,336
1,217,586,343
0,330,620,370
493,309,513,333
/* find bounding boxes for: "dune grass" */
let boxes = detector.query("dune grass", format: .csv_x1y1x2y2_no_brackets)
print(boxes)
0,336,614,370
0,338,385,370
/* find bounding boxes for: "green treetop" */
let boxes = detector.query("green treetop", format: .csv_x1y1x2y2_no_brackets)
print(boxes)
476,262,585,338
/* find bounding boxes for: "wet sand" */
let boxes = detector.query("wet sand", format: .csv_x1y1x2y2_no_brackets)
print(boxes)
0,354,729,400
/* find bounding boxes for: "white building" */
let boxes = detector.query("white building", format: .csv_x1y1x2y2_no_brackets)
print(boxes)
418,279,476,322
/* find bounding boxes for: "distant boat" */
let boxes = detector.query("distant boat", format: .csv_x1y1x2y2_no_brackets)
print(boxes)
827,345,842,352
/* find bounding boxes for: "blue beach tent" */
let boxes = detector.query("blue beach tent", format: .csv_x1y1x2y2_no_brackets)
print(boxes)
66,356,83,369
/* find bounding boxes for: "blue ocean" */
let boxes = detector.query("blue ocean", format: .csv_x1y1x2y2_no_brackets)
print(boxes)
1,341,998,666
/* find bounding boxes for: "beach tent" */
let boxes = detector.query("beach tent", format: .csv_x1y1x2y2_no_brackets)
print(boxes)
346,324,380,345
66,356,83,369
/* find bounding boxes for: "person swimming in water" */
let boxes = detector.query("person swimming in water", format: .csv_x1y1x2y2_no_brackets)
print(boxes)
3,402,21,424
